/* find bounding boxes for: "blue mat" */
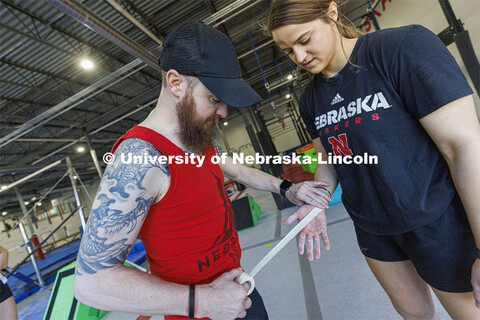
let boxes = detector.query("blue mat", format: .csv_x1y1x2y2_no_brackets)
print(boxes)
10,239,81,303
329,184,342,206
16,238,147,320
17,290,51,320
10,238,146,303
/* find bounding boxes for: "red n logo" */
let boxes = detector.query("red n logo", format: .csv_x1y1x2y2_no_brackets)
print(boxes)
328,133,353,156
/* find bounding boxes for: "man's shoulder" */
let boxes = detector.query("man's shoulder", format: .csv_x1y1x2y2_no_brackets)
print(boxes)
114,137,161,155
109,138,171,179
212,140,226,156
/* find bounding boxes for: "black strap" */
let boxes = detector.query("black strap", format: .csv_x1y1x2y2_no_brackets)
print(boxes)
316,186,332,198
188,284,195,319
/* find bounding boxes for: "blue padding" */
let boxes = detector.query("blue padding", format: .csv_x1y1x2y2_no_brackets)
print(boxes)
17,288,52,320
126,238,147,266
11,237,147,305
10,270,34,285
329,184,343,205
9,239,81,290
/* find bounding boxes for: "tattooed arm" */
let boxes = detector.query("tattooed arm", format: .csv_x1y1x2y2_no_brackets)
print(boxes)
74,138,183,314
74,138,250,318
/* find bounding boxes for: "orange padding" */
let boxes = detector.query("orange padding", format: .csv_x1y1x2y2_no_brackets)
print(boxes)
295,143,314,154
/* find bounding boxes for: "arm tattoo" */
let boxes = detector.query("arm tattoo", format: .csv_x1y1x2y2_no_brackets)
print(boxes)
212,140,227,156
76,138,169,275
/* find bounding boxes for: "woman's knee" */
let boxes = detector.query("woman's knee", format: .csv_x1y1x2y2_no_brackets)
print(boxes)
391,300,436,320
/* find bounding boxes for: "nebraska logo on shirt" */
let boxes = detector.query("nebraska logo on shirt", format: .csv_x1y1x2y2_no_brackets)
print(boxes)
315,92,392,130
328,134,353,156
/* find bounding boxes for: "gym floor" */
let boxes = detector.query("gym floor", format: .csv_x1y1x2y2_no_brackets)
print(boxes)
234,188,450,320
17,187,451,320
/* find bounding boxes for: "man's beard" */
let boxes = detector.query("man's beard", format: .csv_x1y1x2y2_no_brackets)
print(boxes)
176,92,217,155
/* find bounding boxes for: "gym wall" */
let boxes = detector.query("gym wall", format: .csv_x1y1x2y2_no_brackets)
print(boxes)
216,114,257,158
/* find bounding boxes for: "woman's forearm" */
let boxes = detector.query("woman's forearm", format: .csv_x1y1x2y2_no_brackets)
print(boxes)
447,142,480,247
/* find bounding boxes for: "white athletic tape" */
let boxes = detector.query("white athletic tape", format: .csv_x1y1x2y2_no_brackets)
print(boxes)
236,271,255,295
236,207,322,296
249,207,321,278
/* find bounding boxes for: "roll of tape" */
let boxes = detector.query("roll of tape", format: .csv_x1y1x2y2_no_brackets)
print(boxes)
236,271,255,295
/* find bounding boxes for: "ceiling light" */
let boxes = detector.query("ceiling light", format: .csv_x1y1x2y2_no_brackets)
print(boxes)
2,212,6,216
223,121,228,126
24,201,29,205
73,176,78,180
32,197,36,201
77,146,85,152
80,58,94,70
287,74,293,80
1,185,7,190
285,94,291,99
37,202,42,206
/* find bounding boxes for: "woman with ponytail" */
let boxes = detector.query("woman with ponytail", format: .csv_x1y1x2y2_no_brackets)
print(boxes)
267,1,480,318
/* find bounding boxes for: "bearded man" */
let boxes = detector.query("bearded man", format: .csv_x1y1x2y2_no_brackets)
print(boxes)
73,22,331,320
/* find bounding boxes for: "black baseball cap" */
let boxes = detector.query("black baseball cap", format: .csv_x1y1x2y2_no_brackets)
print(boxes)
159,21,262,108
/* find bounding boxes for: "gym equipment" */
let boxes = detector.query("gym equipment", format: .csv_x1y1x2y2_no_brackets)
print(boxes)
295,144,317,174
43,261,107,320
438,0,479,95
231,196,261,231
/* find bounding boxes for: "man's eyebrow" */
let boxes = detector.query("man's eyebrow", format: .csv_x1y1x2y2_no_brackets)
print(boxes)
280,31,310,51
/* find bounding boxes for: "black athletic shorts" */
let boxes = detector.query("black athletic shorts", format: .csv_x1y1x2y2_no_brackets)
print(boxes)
354,196,476,292
0,280,13,303
237,288,269,320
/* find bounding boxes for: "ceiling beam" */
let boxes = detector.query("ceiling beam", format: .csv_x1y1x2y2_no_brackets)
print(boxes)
45,0,162,72
0,58,134,100
1,0,160,83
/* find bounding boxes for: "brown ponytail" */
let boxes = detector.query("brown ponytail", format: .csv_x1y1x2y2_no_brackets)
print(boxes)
265,0,364,38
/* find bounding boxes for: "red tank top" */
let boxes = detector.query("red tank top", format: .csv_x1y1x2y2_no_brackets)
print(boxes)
111,126,241,319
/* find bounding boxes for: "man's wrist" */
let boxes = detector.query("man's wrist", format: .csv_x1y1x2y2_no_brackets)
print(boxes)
279,180,293,197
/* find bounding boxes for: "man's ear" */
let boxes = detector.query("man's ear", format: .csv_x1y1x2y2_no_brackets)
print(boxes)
165,69,185,98
327,1,339,22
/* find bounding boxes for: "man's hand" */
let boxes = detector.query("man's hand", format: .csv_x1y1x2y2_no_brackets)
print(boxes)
472,258,480,308
284,205,330,261
196,268,251,320
285,181,332,209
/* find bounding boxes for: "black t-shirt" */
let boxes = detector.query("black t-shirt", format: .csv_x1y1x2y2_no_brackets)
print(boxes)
299,25,473,235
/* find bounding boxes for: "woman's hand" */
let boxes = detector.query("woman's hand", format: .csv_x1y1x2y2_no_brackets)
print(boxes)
283,205,330,261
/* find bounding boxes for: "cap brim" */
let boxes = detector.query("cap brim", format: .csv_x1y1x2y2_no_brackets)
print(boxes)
197,76,262,108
